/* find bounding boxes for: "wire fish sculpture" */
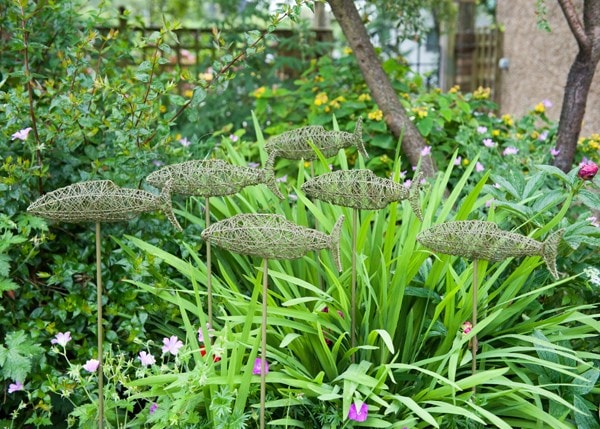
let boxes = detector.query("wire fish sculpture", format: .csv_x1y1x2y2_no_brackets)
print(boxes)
27,179,182,231
201,213,345,271
416,220,564,279
265,117,369,168
145,159,284,199
301,169,423,220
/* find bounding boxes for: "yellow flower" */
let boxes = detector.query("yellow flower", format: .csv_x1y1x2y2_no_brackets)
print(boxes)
314,75,324,83
358,93,371,102
175,134,182,140
253,86,266,98
314,92,328,106
534,102,545,114
462,158,470,166
502,114,513,127
492,129,500,137
198,72,213,81
473,86,491,99
531,131,539,139
368,109,383,121
449,85,460,94
160,105,167,113
304,161,312,168
411,107,428,119
183,89,194,98
343,47,353,55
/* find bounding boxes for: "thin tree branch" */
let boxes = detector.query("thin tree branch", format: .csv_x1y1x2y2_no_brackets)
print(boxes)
557,0,590,51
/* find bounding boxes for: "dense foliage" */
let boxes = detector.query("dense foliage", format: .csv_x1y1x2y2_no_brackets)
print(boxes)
1,1,599,428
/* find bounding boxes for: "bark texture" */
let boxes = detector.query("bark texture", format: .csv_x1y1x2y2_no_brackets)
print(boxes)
327,0,436,177
554,0,600,172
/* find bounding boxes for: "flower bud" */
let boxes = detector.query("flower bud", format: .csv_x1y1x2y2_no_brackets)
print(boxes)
578,160,598,181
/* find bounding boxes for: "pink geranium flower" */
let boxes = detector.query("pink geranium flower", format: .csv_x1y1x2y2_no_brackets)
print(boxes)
51,332,72,347
162,336,183,355
11,127,32,141
83,359,100,372
8,381,24,393
138,351,156,366
252,358,269,375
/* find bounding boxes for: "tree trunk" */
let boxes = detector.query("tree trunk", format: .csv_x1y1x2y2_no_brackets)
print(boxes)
554,0,600,172
326,0,436,177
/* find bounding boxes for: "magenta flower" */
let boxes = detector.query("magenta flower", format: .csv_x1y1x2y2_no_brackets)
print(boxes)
482,138,496,148
476,126,488,134
502,147,519,156
578,160,598,181
51,331,72,347
162,336,183,355
420,146,431,156
138,351,156,366
149,402,158,414
454,156,462,166
11,127,32,141
8,381,24,393
252,358,269,375
83,359,100,372
542,99,553,108
475,162,484,172
348,402,368,422
550,147,560,157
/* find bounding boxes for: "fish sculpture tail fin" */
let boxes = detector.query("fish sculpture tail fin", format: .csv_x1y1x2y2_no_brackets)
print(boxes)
329,215,345,272
262,167,285,199
541,228,564,279
408,173,423,221
159,179,183,231
353,117,369,159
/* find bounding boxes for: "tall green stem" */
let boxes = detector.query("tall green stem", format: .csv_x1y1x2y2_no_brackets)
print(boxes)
260,258,268,429
95,223,104,429
471,259,479,394
206,197,213,327
351,208,358,361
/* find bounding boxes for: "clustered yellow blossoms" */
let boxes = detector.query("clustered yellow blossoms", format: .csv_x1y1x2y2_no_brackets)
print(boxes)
578,134,600,153
411,106,428,119
534,102,546,114
358,93,371,102
368,109,383,121
501,114,513,127
253,86,266,98
473,86,491,99
314,92,328,107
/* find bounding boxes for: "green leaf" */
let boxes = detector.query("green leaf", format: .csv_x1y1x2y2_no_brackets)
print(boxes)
416,116,433,136
534,164,570,183
0,254,10,277
0,331,43,382
573,368,600,395
0,278,19,292
578,189,600,210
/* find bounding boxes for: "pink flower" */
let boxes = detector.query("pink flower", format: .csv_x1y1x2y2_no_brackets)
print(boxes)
8,381,24,393
538,131,549,141
476,126,488,134
162,336,184,355
475,162,484,172
83,359,100,372
247,162,260,169
197,324,215,343
403,179,412,188
587,216,599,227
462,321,473,334
51,332,72,347
502,146,519,156
543,99,553,108
252,358,269,375
550,147,560,156
149,402,158,414
179,137,191,147
420,146,431,156
482,138,496,148
138,351,156,366
348,402,368,422
454,156,462,166
11,127,32,141
578,160,598,181
229,134,239,142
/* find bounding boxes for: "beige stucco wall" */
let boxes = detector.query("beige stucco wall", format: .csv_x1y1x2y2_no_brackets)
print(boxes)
497,0,600,136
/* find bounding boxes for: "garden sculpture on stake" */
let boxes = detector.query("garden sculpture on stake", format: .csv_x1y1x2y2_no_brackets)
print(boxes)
417,220,564,392
265,117,369,169
201,213,344,429
27,179,182,428
146,159,284,327
302,169,423,358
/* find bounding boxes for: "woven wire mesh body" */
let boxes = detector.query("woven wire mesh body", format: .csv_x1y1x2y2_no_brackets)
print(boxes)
201,213,344,269
27,180,172,224
417,220,546,261
265,118,368,166
301,169,418,211
145,159,283,198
